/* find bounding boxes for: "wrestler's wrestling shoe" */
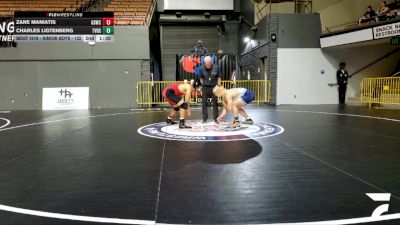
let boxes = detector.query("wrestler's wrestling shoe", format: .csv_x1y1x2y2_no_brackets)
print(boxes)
166,118,177,125
231,121,241,128
179,119,192,129
242,118,254,125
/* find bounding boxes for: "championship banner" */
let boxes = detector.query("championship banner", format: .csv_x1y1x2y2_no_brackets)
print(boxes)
42,87,89,110
373,22,400,39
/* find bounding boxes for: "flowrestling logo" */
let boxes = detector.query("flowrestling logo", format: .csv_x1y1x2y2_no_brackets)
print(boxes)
138,120,284,142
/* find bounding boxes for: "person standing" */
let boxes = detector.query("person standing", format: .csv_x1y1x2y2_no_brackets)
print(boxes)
337,62,349,104
191,40,208,55
199,56,221,123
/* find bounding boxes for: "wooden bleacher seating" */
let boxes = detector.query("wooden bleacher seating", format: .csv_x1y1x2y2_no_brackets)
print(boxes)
104,0,153,25
0,0,89,17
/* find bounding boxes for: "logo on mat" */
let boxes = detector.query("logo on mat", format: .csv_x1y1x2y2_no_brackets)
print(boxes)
138,120,284,142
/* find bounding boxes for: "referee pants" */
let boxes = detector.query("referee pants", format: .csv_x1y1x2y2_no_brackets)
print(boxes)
201,86,218,121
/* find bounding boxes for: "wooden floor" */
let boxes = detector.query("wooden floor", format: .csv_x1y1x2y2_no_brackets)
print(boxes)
0,105,399,225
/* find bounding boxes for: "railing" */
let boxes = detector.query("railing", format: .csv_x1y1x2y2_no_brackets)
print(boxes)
323,10,400,34
361,77,400,106
145,0,156,25
255,0,313,22
136,80,271,107
349,48,400,78
391,71,400,77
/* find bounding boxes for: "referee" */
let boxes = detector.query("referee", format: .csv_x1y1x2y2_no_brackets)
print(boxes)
336,62,349,104
199,56,221,123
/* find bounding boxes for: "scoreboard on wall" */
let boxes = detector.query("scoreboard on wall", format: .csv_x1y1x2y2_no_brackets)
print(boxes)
13,12,114,43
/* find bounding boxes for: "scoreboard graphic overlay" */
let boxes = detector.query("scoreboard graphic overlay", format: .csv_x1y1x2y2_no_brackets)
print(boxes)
13,12,114,43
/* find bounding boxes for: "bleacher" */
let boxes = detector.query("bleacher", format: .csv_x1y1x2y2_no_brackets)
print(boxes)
104,0,153,26
0,0,90,17
326,1,400,33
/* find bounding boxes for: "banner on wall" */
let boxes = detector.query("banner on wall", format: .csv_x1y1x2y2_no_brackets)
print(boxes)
42,87,89,110
373,22,400,39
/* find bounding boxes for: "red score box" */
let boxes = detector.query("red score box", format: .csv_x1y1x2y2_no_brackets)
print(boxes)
102,18,114,26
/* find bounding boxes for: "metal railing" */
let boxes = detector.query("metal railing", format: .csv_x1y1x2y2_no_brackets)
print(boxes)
136,80,271,107
360,77,400,106
145,0,156,25
255,0,313,22
322,12,400,34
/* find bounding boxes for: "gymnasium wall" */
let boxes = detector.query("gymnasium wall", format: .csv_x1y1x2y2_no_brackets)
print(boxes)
0,26,150,110
323,43,400,99
160,22,240,81
240,0,255,25
277,42,400,105
160,25,220,81
240,13,321,104
277,48,338,105
277,13,321,48
254,2,295,24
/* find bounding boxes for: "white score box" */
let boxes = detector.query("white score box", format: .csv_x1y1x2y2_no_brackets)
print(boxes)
96,35,114,42
14,35,113,42
83,35,96,42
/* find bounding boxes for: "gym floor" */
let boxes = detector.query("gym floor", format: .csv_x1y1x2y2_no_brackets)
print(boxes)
0,105,399,225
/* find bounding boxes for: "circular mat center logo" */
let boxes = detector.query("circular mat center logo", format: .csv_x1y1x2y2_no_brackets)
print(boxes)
138,120,284,141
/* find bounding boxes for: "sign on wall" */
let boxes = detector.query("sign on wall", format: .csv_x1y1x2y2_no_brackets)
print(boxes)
373,22,400,39
42,87,89,110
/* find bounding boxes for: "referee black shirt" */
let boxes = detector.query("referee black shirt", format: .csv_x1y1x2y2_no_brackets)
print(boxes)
199,64,221,87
